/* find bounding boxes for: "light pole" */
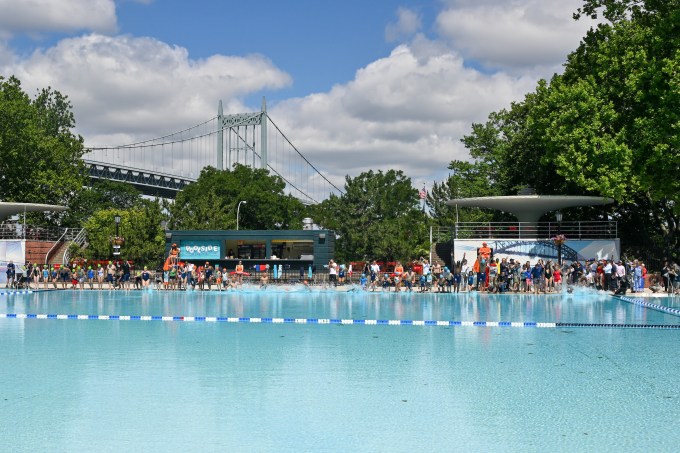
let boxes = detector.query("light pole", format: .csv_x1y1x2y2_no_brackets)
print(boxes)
555,210,563,266
236,201,247,230
113,215,121,257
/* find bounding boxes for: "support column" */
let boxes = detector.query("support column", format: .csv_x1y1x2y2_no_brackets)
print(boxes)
260,96,268,169
217,100,224,170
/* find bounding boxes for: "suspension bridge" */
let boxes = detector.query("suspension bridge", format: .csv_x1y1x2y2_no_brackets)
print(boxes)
83,98,343,203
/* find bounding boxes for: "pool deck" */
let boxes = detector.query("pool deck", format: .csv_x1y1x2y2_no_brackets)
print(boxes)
2,282,678,298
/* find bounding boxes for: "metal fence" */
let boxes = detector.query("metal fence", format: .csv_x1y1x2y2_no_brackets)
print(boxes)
0,222,83,242
452,221,617,240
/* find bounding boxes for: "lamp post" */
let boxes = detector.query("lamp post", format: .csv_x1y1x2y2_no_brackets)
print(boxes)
113,215,121,257
236,201,247,231
555,211,563,266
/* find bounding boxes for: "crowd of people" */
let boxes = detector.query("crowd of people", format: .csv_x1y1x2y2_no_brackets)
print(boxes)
3,259,253,291
4,249,680,295
329,243,680,295
4,260,143,290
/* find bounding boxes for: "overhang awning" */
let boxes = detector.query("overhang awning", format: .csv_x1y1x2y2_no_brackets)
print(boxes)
445,195,614,222
0,202,68,221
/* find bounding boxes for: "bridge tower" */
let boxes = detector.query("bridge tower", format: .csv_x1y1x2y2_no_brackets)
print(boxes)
216,97,268,171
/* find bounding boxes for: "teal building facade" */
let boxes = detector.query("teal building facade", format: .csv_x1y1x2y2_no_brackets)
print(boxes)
164,229,334,278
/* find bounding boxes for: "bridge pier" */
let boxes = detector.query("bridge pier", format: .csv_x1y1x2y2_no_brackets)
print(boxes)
261,96,267,170
217,100,224,170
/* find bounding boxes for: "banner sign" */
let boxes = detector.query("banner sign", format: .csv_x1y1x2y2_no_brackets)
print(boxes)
453,239,620,264
180,241,221,260
0,240,26,284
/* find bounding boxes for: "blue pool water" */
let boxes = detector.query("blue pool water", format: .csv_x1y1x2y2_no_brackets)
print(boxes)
1,288,680,452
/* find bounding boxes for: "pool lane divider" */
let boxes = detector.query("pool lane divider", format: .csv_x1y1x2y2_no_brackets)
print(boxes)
1,313,679,329
619,296,680,318
0,291,33,295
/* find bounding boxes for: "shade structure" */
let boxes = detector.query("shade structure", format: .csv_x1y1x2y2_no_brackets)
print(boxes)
0,202,67,221
445,195,614,222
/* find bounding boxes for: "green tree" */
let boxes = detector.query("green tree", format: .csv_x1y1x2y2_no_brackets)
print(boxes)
458,0,680,261
167,164,305,230
82,200,165,266
0,76,86,221
427,161,499,226
311,169,428,262
530,0,680,258
62,180,143,228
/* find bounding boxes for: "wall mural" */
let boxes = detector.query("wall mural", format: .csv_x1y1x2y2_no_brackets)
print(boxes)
453,239,620,264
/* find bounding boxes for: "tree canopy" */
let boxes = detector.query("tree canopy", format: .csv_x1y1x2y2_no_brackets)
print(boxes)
166,164,306,231
0,76,86,216
82,200,165,266
62,180,143,228
311,169,429,262
459,0,680,261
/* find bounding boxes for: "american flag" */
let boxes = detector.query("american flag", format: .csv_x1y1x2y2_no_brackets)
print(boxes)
419,187,427,200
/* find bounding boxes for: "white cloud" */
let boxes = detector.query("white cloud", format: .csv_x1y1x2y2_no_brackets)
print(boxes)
436,0,597,70
3,34,292,146
271,37,536,188
0,0,117,37
0,0,596,193
385,7,422,42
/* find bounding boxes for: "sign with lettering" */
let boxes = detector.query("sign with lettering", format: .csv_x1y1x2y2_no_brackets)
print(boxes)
180,241,221,260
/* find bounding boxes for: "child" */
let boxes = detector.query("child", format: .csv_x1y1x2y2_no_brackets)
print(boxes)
360,273,368,290
523,267,532,292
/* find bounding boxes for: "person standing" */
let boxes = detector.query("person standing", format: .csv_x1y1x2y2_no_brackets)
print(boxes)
633,260,643,293
50,266,58,289
328,259,337,286
432,261,442,283
86,266,95,289
369,260,380,291
106,261,116,289
532,261,543,294
97,264,105,290
553,264,562,292
6,260,15,288
169,243,180,265
24,262,33,289
421,258,431,277
603,259,613,291
30,263,39,289
122,260,131,290
394,261,404,292
235,260,245,284
614,260,627,293
42,265,50,289
142,266,151,288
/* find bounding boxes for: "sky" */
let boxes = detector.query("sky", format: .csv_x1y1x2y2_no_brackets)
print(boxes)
0,0,599,191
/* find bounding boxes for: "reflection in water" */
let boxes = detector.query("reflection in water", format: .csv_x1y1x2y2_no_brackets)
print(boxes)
2,288,680,452
1,287,677,325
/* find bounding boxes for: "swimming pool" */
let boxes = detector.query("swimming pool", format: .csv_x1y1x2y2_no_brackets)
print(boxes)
1,288,679,452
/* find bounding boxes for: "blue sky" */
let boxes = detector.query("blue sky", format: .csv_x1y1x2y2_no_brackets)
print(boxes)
0,0,598,189
113,0,441,102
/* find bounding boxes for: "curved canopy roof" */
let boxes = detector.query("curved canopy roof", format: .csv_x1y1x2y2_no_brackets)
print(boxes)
0,202,67,221
445,195,614,222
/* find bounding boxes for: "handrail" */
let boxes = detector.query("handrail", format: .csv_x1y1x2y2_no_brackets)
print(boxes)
448,221,618,240
45,228,69,265
63,228,87,265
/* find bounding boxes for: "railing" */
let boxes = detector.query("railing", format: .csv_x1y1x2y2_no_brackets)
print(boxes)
45,228,70,264
0,222,82,241
63,228,88,265
452,221,617,240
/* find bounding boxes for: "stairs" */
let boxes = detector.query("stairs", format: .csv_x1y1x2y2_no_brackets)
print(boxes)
47,241,71,266
431,242,453,269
